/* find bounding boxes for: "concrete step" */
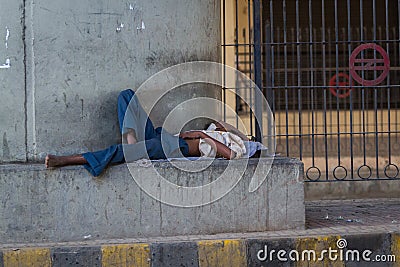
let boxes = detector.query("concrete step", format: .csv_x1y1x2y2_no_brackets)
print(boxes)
0,158,304,244
1,225,399,266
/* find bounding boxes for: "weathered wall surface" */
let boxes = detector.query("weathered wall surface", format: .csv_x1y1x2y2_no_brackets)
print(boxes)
0,1,26,162
0,158,304,244
0,0,220,162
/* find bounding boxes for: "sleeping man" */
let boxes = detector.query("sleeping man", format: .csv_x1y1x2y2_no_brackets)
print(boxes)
45,89,266,176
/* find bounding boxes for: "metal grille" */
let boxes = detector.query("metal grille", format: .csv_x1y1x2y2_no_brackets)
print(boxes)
221,0,400,181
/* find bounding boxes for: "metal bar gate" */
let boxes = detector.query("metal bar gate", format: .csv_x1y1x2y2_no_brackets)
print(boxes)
221,0,400,181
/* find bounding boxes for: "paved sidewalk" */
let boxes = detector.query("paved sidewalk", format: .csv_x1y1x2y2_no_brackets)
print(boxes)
306,198,400,228
1,198,399,266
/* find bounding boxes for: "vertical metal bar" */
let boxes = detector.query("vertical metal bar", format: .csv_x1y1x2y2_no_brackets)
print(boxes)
356,26,362,159
291,28,297,146
342,27,348,115
296,0,303,161
306,27,311,139
309,0,315,167
270,0,276,148
372,0,379,178
265,23,274,153
270,0,275,96
248,0,253,136
360,0,367,170
347,0,354,179
398,0,400,146
242,28,247,117
393,31,398,144
298,89,302,161
272,90,276,151
283,2,288,89
334,0,342,172
328,28,333,137
223,0,226,122
322,0,329,180
296,0,301,87
374,88,379,178
378,26,383,120
283,0,289,156
372,0,376,43
253,0,262,142
235,0,239,129
360,0,364,41
276,27,281,134
387,92,392,165
285,92,289,156
386,0,392,169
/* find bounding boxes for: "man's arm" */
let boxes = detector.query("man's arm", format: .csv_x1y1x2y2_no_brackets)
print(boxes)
215,121,249,141
203,134,236,159
180,131,235,159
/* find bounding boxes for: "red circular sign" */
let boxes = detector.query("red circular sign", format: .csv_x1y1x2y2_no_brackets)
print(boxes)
349,43,390,86
329,73,351,98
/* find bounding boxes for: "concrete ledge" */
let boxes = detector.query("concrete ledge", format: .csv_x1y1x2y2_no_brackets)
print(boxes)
0,157,304,244
0,232,398,266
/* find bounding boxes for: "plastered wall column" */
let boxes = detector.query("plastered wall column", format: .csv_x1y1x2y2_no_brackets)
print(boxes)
0,1,26,162
0,0,221,162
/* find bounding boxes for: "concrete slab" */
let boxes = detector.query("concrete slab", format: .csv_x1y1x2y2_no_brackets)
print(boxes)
0,157,304,244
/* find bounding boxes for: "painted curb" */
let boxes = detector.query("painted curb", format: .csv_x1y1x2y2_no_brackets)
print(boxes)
1,233,399,266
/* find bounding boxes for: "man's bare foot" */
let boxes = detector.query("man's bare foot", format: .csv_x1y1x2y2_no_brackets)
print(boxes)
45,154,87,168
45,155,66,168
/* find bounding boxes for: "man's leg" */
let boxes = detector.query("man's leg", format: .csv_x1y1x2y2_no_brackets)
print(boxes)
45,154,87,168
45,89,157,176
45,134,189,177
46,144,126,177
117,89,157,143
82,138,169,176
81,144,125,176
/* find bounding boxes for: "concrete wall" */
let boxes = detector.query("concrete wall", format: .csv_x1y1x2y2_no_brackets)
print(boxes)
0,158,304,244
0,0,26,162
0,0,220,162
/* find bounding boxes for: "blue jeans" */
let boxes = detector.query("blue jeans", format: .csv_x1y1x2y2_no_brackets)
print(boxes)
82,89,189,176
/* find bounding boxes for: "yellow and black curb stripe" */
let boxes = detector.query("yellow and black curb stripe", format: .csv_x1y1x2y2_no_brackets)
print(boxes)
0,233,399,266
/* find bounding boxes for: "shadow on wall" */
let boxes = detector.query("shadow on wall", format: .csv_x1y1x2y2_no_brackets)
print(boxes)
81,90,121,153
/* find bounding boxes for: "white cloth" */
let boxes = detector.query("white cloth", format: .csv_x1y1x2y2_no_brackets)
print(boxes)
198,123,247,159
242,140,268,158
